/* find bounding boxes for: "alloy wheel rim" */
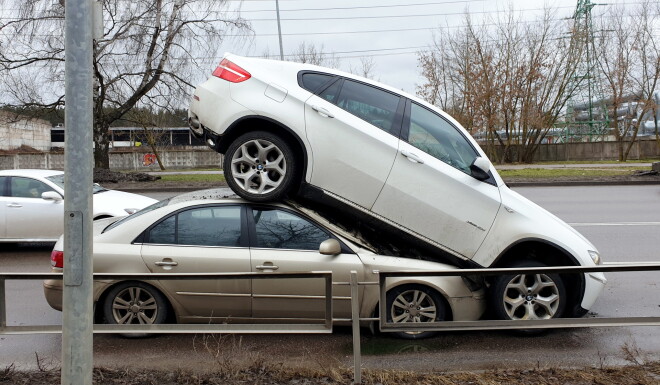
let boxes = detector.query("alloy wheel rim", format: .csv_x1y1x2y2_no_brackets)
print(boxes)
503,273,560,320
111,287,159,324
390,289,437,324
231,139,286,195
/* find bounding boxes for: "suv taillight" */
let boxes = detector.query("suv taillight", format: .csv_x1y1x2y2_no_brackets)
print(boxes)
212,58,251,83
51,250,64,268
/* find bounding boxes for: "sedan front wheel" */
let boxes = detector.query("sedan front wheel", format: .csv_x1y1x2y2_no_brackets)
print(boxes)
386,284,446,339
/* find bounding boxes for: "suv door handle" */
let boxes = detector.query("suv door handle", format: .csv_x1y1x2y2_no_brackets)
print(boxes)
401,150,424,164
256,265,279,271
310,105,334,118
7,203,22,208
155,261,178,267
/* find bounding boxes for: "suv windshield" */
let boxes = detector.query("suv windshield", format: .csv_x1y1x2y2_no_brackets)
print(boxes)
46,174,106,194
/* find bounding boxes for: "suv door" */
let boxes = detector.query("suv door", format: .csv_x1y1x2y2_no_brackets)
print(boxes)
303,76,404,209
4,176,62,240
140,205,252,321
372,102,501,259
248,206,363,321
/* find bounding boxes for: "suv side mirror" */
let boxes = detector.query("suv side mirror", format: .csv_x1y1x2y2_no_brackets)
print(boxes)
319,239,341,255
469,157,491,181
42,191,63,201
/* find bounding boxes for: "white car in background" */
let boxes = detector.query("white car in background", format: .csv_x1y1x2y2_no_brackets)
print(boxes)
188,54,606,323
0,169,157,242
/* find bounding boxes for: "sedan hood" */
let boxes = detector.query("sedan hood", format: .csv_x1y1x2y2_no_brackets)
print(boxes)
93,189,158,217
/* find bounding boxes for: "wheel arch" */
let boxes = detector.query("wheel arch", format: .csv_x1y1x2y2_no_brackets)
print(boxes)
489,238,586,317
218,115,309,187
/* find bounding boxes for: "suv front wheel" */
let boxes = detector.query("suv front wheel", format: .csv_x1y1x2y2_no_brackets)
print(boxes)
224,131,297,202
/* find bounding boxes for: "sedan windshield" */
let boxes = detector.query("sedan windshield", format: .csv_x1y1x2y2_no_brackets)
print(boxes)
103,199,171,233
46,174,106,194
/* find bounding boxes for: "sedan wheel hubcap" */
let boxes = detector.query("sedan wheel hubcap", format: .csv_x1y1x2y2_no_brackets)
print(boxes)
231,139,286,195
112,287,158,325
503,273,560,320
391,289,437,323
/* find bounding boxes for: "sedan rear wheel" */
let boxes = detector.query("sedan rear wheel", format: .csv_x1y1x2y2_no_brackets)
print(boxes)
386,284,446,339
103,282,168,337
224,131,297,202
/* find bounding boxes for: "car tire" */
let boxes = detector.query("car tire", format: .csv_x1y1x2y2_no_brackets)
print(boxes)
386,284,446,340
224,131,297,202
490,260,566,330
102,281,169,338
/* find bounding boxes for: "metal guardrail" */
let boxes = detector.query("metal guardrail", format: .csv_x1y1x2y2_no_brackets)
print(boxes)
2,263,660,384
0,271,333,335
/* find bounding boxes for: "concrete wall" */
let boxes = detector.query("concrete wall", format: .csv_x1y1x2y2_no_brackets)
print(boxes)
0,112,52,151
0,140,657,171
0,149,221,171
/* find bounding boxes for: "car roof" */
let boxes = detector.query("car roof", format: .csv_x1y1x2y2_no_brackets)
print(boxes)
0,169,63,178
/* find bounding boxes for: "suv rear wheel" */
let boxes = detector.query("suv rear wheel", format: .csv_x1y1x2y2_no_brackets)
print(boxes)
224,131,297,201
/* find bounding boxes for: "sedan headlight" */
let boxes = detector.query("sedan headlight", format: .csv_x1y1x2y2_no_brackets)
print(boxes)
588,250,601,265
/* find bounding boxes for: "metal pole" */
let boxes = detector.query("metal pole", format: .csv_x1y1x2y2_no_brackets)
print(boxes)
275,0,284,60
63,0,94,382
0,279,6,328
350,271,362,384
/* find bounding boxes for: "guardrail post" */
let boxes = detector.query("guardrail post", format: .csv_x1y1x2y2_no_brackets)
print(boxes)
0,279,6,328
350,271,362,384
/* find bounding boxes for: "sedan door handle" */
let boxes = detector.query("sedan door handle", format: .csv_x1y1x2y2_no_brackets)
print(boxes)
310,105,334,118
7,203,22,208
155,261,178,267
401,150,424,164
256,265,279,271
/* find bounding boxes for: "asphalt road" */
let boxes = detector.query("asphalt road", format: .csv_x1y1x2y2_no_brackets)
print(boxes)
1,185,659,372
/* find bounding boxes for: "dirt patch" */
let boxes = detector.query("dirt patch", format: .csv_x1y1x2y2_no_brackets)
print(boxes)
503,169,660,185
93,169,160,184
3,362,660,384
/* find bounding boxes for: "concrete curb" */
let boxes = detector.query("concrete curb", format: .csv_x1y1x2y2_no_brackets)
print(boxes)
506,180,660,187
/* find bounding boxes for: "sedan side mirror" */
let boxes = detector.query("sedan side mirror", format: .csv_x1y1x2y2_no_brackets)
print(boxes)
319,238,341,255
469,157,491,181
42,191,63,201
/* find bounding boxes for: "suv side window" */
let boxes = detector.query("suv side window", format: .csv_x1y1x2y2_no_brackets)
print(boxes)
147,206,242,247
300,73,335,93
406,102,478,174
10,177,52,198
252,208,331,250
333,80,401,135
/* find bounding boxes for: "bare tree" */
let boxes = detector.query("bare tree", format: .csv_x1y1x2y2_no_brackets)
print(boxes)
418,8,582,163
348,57,377,80
290,42,341,69
0,0,249,168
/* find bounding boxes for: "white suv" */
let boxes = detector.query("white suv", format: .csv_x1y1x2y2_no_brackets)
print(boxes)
188,53,606,322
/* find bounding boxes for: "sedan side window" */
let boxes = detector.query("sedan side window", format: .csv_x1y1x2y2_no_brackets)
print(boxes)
147,206,242,247
333,80,401,135
300,72,335,93
252,208,331,250
10,177,52,198
406,103,478,174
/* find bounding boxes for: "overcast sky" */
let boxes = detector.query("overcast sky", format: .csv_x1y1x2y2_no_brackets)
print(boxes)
211,0,644,94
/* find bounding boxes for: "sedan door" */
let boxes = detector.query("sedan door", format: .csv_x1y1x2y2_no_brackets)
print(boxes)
372,102,501,259
3,176,63,240
304,77,404,209
140,205,252,322
248,206,364,321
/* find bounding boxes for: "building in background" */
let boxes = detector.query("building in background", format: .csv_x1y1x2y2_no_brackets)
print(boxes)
0,111,52,151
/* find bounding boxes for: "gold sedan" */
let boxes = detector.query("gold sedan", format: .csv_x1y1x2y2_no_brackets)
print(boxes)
44,195,485,339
